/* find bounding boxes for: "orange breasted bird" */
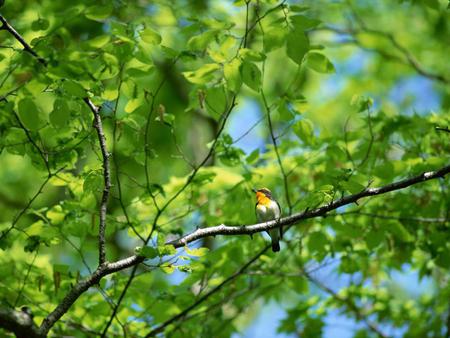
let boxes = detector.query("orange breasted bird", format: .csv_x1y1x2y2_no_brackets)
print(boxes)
253,188,282,252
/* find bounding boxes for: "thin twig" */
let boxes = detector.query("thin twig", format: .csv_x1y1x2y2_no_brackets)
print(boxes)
0,15,47,65
435,126,450,134
304,271,388,338
261,89,293,215
83,98,111,266
167,164,450,247
144,245,271,337
337,211,447,223
35,163,450,336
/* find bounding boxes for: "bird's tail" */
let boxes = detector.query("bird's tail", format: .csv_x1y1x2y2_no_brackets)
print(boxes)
271,239,280,252
269,228,280,252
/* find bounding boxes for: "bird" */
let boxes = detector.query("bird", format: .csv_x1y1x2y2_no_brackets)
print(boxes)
253,187,282,252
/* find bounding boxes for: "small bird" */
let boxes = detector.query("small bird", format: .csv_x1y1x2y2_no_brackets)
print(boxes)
253,188,282,252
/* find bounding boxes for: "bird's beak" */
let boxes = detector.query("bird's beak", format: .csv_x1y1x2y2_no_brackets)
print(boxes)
251,188,257,193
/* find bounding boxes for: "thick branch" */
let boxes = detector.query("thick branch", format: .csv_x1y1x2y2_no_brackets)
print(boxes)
0,307,42,338
168,165,450,247
83,98,111,266
38,256,143,335
38,165,449,335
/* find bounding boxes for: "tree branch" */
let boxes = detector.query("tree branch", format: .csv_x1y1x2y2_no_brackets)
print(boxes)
35,164,449,336
144,245,271,337
261,88,293,215
167,164,450,247
0,15,46,65
0,307,42,338
83,98,111,266
0,13,112,266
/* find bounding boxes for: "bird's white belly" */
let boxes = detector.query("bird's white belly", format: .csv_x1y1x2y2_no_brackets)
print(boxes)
256,201,280,222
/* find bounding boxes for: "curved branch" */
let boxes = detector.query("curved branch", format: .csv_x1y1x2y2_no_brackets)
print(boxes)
167,164,450,247
37,164,449,335
0,307,42,338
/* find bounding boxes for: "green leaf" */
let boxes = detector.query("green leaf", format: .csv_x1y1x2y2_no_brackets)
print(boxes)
46,206,66,225
158,245,176,256
192,170,216,185
340,180,365,194
53,264,70,274
239,49,266,62
62,80,86,98
241,61,261,92
50,99,70,128
224,59,242,93
293,119,314,144
183,63,220,85
384,220,414,243
290,15,321,30
155,112,175,126
24,236,40,253
17,98,43,131
125,98,141,113
305,52,335,73
83,171,103,194
140,28,162,45
160,264,175,274
308,232,328,254
246,149,260,164
31,18,50,31
85,4,113,21
187,30,219,50
263,27,286,52
135,246,158,259
185,246,209,257
205,86,227,115
286,29,309,65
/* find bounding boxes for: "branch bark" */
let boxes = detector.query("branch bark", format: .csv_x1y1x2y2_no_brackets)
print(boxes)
0,15,47,65
0,307,42,338
167,165,450,247
83,98,111,266
4,160,447,337
0,12,111,266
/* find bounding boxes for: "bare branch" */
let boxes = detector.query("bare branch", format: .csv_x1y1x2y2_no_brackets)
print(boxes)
37,164,449,335
436,126,450,134
83,98,111,266
0,307,42,338
167,165,450,247
316,25,448,84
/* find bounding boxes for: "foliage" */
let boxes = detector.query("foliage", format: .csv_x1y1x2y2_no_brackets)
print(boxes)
0,0,449,337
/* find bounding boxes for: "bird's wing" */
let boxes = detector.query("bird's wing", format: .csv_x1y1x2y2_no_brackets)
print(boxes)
275,200,282,218
275,199,283,239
